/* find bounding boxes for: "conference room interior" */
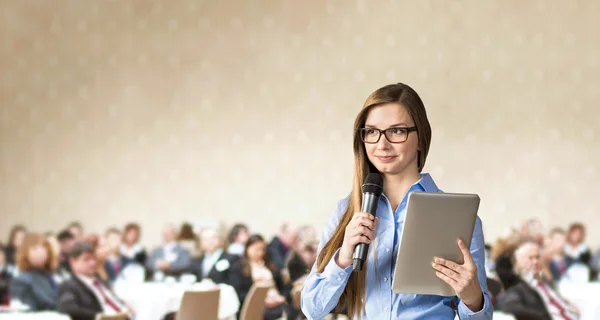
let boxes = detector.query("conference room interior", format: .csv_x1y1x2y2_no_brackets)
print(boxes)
1,1,599,320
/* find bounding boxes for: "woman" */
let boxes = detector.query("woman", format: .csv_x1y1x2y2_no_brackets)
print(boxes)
4,225,26,266
9,233,58,311
563,223,591,268
226,223,249,256
120,223,147,266
301,83,492,319
230,234,287,320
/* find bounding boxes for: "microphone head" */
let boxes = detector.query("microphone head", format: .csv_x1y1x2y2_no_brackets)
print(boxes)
362,173,384,196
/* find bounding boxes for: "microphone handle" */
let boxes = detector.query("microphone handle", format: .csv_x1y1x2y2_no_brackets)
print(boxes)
352,192,380,271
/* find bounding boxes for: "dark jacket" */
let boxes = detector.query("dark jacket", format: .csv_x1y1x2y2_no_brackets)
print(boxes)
9,270,58,311
58,276,124,320
267,237,290,270
189,251,237,285
104,255,128,283
496,280,552,320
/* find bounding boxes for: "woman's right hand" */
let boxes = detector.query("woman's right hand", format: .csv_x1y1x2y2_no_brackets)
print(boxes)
336,212,378,268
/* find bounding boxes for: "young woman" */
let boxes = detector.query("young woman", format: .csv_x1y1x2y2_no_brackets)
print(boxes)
301,83,492,319
9,233,59,311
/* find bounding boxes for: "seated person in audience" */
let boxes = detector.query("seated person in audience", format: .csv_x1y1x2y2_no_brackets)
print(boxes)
120,223,147,266
58,241,134,320
0,248,13,305
4,225,26,266
9,233,59,311
287,239,318,283
67,221,84,241
84,234,110,284
497,241,579,320
267,224,298,270
230,234,288,320
543,228,568,284
190,228,236,284
564,223,592,269
146,224,191,277
99,228,126,283
178,222,200,257
226,224,250,256
56,230,76,280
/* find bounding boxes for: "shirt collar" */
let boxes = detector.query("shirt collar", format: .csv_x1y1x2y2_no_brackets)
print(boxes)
205,248,223,259
417,173,440,192
77,274,96,287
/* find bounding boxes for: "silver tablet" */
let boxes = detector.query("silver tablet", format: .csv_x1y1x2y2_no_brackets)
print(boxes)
391,192,480,296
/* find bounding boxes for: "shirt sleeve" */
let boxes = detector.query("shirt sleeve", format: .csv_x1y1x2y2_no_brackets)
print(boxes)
301,198,353,320
457,216,494,320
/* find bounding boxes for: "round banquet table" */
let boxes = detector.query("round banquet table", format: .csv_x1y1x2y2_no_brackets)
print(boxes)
0,312,70,320
559,281,600,320
114,281,240,320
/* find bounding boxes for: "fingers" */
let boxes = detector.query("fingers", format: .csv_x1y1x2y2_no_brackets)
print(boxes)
432,260,460,281
353,212,375,220
433,257,462,272
457,238,475,264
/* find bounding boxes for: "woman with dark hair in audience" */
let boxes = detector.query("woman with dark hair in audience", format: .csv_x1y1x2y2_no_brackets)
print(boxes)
0,247,13,305
9,233,59,311
564,223,592,268
178,222,200,257
230,234,288,320
226,224,249,256
120,223,146,266
4,225,27,266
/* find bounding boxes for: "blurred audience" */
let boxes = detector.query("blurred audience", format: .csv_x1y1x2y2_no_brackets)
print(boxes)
4,225,27,266
267,224,299,269
564,223,592,268
0,248,13,305
543,228,568,284
9,233,58,311
120,223,146,266
190,228,236,284
226,223,249,256
230,234,288,320
146,224,191,277
66,222,84,241
177,222,199,257
56,230,76,280
100,228,125,284
497,241,579,320
58,241,133,320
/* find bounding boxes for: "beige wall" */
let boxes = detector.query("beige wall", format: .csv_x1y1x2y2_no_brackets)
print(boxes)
1,0,599,248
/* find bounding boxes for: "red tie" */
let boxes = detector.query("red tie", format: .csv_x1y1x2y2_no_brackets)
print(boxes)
538,281,574,320
92,280,122,313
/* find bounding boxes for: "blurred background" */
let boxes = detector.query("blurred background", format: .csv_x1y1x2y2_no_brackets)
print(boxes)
0,1,599,319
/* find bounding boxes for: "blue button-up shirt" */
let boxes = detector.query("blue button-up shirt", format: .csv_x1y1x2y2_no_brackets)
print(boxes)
301,173,493,319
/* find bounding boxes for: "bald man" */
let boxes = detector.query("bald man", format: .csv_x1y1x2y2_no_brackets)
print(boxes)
498,241,579,320
189,228,236,284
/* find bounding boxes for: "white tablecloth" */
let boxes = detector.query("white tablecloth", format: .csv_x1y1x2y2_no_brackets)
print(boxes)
114,281,240,320
0,312,70,320
559,282,600,320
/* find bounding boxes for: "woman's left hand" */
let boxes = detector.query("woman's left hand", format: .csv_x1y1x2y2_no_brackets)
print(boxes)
432,238,483,311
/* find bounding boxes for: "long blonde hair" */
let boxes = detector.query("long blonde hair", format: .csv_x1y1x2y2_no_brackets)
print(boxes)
315,83,431,318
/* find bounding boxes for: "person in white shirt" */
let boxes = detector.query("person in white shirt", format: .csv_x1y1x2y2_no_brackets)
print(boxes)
190,228,236,284
58,241,134,320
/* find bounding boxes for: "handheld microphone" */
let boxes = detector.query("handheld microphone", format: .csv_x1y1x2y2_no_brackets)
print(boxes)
352,173,384,271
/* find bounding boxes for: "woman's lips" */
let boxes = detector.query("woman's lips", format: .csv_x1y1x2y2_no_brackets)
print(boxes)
376,156,396,163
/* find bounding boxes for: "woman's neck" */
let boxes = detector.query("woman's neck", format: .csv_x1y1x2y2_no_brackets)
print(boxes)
383,171,422,209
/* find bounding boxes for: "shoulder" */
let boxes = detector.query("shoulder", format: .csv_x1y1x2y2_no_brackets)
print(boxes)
15,271,35,283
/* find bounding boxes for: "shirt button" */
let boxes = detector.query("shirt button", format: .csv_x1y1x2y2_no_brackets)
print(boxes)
383,277,388,282
336,277,341,281
385,248,391,253
384,307,388,312
339,272,344,276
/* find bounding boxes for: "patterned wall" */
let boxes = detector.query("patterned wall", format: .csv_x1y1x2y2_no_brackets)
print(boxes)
1,0,599,247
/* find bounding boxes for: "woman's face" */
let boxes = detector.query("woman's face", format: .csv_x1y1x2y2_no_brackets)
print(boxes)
28,243,49,268
236,228,249,244
363,103,419,176
246,241,266,262
124,229,139,245
13,230,26,248
568,228,584,244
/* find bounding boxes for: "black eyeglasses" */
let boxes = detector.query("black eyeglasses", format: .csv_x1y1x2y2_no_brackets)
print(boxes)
359,127,417,144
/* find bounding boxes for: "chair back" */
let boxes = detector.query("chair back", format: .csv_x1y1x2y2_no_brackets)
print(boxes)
176,289,220,320
239,284,271,320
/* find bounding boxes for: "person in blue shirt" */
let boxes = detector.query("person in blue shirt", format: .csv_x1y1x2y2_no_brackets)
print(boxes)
301,83,493,319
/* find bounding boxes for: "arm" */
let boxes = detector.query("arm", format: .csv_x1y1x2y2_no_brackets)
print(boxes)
145,249,158,271
229,261,253,304
169,247,191,272
301,199,352,320
57,284,99,320
456,217,494,320
10,276,38,310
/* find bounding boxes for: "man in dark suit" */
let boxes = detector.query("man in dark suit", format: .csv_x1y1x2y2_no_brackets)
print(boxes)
267,224,298,269
58,241,133,320
497,241,579,320
190,228,236,284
